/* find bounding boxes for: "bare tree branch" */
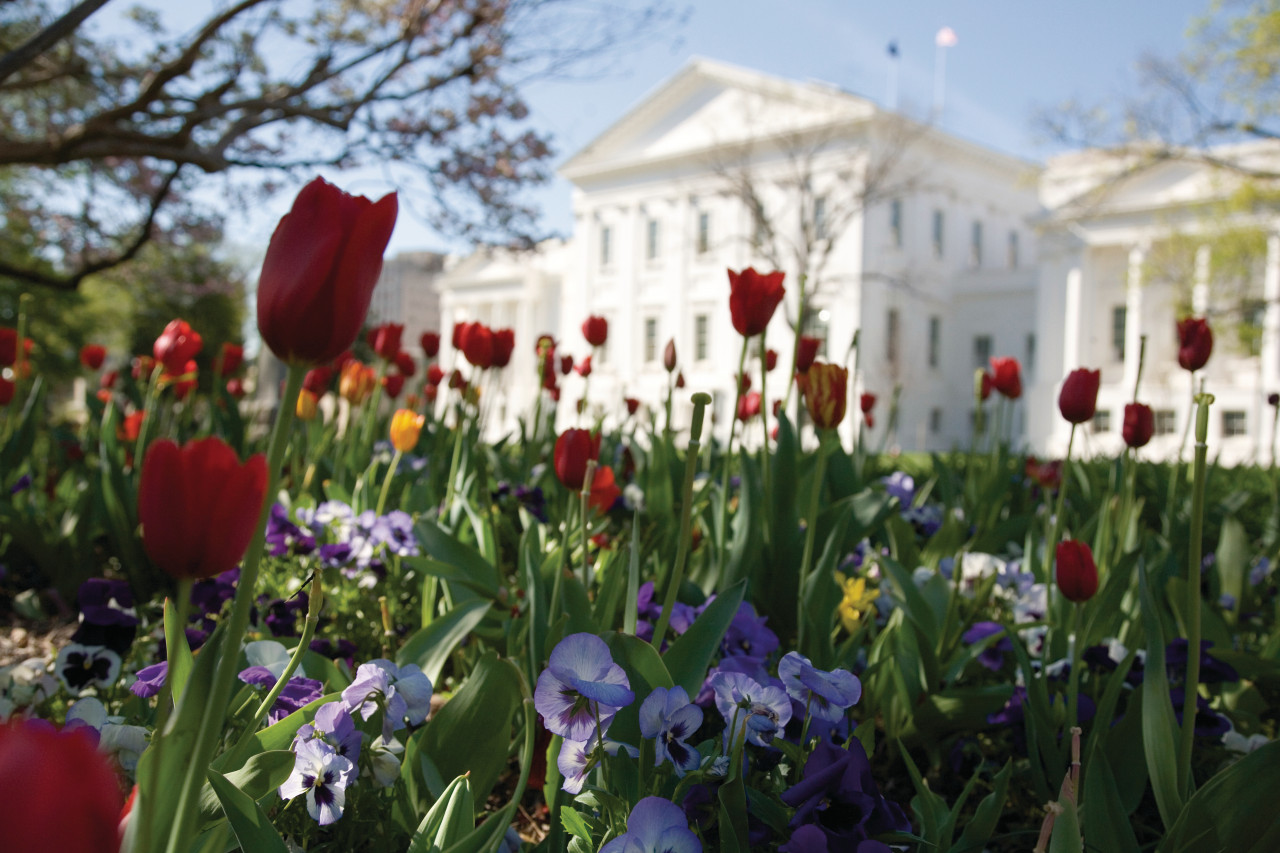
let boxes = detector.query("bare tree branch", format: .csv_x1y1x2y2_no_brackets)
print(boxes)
0,0,110,85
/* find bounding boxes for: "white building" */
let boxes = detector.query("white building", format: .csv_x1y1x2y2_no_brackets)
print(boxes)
1028,143,1280,465
438,59,1043,448
367,251,446,356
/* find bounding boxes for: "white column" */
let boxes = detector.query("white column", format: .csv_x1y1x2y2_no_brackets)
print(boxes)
1262,231,1280,459
1123,245,1146,394
1063,266,1082,370
1193,244,1211,315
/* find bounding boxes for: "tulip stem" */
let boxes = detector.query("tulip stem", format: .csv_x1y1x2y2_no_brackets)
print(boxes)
716,338,750,572
134,363,163,468
164,362,305,853
442,404,466,520
652,393,710,650
1177,392,1212,797
375,449,402,517
1066,601,1083,734
797,434,833,654
759,331,771,537
580,459,597,588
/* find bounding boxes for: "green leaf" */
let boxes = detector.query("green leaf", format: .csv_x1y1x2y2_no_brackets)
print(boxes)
717,772,749,853
420,652,523,806
413,519,499,595
1159,740,1280,852
211,692,341,774
198,750,295,828
952,759,1012,853
397,598,492,685
1080,746,1140,853
206,769,289,853
164,596,194,704
663,579,746,697
1047,795,1083,853
605,632,674,744
899,744,947,844
560,807,593,844
1138,564,1184,829
406,773,476,853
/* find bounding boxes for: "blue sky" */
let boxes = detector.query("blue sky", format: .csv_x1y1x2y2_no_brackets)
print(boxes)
211,0,1216,254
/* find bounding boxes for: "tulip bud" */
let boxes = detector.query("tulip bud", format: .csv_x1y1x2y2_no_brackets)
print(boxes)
675,371,686,388
663,338,677,373
420,331,440,359
369,323,404,362
736,390,762,422
1176,317,1212,372
296,388,320,421
554,428,600,490
582,315,608,347
765,348,778,372
389,409,425,452
560,354,574,376
491,328,515,368
625,397,640,415
796,336,821,373
860,392,876,414
803,362,850,430
218,342,244,376
1058,368,1101,424
382,372,405,399
79,344,106,371
728,267,786,337
0,327,16,367
988,357,1022,399
1122,402,1155,449
1056,539,1098,602
576,355,593,377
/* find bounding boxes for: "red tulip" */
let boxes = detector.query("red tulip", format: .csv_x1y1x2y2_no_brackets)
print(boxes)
0,718,124,853
460,322,494,369
736,390,762,422
218,342,244,376
728,267,786,337
576,355,593,377
100,370,119,390
560,354,574,376
979,371,993,401
382,372,405,399
1123,402,1155,449
1025,456,1062,491
1176,317,1213,372
796,336,821,373
988,357,1022,399
663,338,677,373
138,437,267,581
625,397,640,415
491,328,515,368
1056,539,1098,602
764,348,779,372
588,465,621,514
0,327,15,366
582,315,609,347
421,331,441,359
303,366,333,396
803,363,850,429
423,384,438,404
426,364,445,387
1058,368,1100,424
0,376,13,406
860,392,876,414
737,372,751,393
448,368,465,390
369,323,404,362
256,177,398,365
119,411,145,443
554,428,600,490
394,350,416,377
226,378,247,399
675,371,686,389
153,319,203,376
79,344,106,371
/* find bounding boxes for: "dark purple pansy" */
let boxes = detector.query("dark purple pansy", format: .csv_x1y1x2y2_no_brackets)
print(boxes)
962,621,1012,671
781,738,910,849
130,661,169,698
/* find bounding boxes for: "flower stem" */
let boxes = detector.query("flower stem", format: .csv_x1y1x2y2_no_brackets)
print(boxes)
1066,601,1083,734
716,338,750,570
164,362,305,853
375,449,402,517
759,330,771,532
442,403,466,518
1177,392,1212,796
652,393,711,650
580,459,597,588
797,435,833,653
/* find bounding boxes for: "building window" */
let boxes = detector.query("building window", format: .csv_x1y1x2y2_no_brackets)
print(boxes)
970,220,983,268
973,334,992,370
1025,333,1036,374
890,198,903,248
646,218,660,260
1155,409,1177,435
694,313,709,362
929,407,942,433
1112,305,1127,361
1008,230,1019,269
1092,409,1111,433
814,195,828,240
697,212,711,255
932,209,945,258
811,309,831,358
600,225,612,267
886,308,900,366
1223,410,1248,437
1244,299,1265,356
644,317,658,363
928,316,941,369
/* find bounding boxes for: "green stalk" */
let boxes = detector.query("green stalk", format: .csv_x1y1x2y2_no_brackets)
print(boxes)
164,362,305,853
580,459,597,587
134,363,164,467
1066,602,1083,733
1177,392,1212,796
796,435,833,653
1045,423,1077,592
375,449,403,517
652,393,711,650
716,338,750,564
759,330,771,531
441,403,467,518
548,490,574,621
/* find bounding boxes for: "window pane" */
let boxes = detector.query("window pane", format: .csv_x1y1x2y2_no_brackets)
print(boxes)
695,314,709,361
697,212,710,255
1112,305,1126,361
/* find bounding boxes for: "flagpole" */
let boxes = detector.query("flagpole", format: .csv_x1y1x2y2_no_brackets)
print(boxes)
932,40,945,121
886,42,899,111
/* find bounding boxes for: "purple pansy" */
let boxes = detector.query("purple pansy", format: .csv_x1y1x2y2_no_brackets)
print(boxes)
881,471,915,505
721,603,779,661
556,737,638,794
76,578,138,627
778,652,861,724
293,701,362,764
239,667,325,724
54,643,121,692
341,659,433,741
962,622,1013,671
130,661,169,698
279,739,355,825
600,796,702,853
534,633,634,742
639,686,704,776
265,502,316,557
709,671,792,747
781,738,910,850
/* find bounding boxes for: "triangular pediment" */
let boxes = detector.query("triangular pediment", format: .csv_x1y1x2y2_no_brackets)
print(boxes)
560,59,877,182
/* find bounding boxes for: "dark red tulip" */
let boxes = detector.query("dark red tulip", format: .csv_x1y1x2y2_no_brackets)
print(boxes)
420,331,441,359
1123,403,1155,449
560,354,574,376
860,392,876,414
1176,317,1213,372
1270,392,1280,408
764,348,779,372
0,327,15,366
554,428,601,490
675,371,685,388
979,371,993,401
460,322,494,369
582,315,609,347
0,718,124,853
1056,540,1098,602
1058,368,1100,424
491,328,515,368
576,355,593,377
382,372,405,399
796,336,821,373
100,370,118,390
625,397,640,415
737,372,751,393
736,390,762,422
728,267,786,337
138,437,267,581
394,350,416,377
303,366,333,396
79,344,106,371
256,177,398,365
988,357,1022,400
218,342,244,376
369,323,404,362
153,319,203,376
588,465,621,514
663,338,677,373
426,364,445,387
448,369,464,390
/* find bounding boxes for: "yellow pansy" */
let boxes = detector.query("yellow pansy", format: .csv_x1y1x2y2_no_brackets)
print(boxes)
835,571,879,635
